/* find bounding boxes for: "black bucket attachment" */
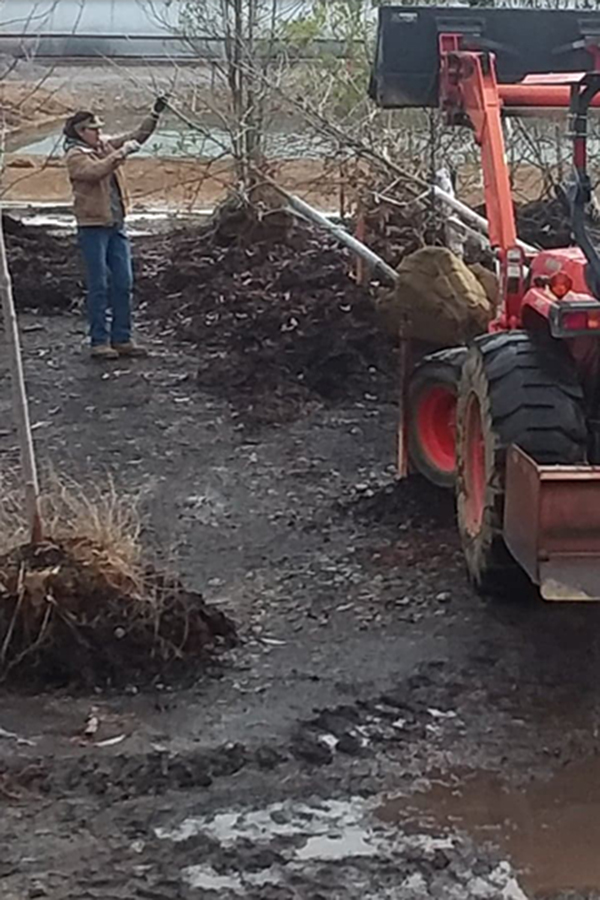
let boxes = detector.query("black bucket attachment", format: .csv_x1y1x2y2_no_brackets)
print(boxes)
370,6,600,108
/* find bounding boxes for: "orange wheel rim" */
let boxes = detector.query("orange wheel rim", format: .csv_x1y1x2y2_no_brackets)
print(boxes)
416,385,457,474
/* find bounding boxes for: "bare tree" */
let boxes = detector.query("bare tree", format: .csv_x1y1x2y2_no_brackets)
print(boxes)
147,0,288,186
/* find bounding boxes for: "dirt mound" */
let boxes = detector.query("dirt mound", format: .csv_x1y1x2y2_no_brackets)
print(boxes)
0,538,236,688
516,197,571,249
4,216,82,311
361,179,574,260
138,221,397,426
361,192,439,270
344,476,457,534
358,182,495,271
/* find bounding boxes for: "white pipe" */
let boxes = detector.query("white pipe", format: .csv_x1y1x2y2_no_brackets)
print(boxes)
432,185,538,255
447,215,490,247
284,191,399,285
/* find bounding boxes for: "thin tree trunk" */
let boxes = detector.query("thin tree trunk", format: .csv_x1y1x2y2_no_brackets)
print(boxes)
0,216,42,543
231,0,246,180
245,0,260,174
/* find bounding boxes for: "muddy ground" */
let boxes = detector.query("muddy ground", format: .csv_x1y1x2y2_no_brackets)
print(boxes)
2,222,600,900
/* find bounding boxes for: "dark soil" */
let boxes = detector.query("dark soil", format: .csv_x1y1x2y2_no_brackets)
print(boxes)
137,222,398,427
363,193,444,271
2,290,600,899
343,474,456,534
516,197,572,249
4,215,83,312
0,538,236,689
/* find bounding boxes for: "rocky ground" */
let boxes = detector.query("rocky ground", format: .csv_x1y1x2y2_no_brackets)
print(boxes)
1,217,600,900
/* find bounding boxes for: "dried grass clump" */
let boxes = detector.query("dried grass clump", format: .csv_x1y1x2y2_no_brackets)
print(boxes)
0,473,236,687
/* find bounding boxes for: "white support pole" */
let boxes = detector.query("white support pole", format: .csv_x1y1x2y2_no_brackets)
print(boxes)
432,185,537,255
280,190,399,285
435,168,466,260
0,215,43,543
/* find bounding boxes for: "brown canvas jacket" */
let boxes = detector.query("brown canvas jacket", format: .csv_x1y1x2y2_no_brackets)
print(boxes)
65,114,158,227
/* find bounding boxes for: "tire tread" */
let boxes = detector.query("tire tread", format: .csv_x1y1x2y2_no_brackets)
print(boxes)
456,331,587,595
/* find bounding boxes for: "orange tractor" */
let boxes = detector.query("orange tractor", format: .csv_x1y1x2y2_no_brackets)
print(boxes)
370,7,600,600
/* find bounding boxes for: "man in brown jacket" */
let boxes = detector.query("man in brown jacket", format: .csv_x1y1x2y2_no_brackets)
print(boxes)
64,98,167,359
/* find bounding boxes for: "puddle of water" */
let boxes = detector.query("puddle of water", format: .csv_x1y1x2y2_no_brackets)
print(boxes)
158,799,381,893
12,208,213,237
295,827,377,861
378,757,600,896
158,795,531,898
182,867,244,893
156,798,380,856
182,865,282,893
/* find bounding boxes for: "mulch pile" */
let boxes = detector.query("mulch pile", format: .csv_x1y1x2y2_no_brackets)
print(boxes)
345,475,456,534
137,213,398,427
362,193,444,271
515,197,572,249
3,189,574,317
5,215,82,311
361,187,573,267
0,538,236,688
5,207,399,426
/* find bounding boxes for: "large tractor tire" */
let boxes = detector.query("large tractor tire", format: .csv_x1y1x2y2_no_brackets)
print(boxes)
408,347,467,488
456,332,587,594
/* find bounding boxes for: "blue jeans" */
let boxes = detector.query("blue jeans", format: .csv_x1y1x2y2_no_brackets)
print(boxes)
78,226,133,347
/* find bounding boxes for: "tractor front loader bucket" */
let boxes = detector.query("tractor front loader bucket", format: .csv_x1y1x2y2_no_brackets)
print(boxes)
370,6,600,108
504,446,600,600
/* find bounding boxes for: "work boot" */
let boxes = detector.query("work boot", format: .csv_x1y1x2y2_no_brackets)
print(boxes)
112,341,148,358
91,344,119,360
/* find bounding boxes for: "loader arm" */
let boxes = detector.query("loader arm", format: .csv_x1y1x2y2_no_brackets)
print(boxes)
438,36,600,324
438,34,523,328
439,35,516,253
